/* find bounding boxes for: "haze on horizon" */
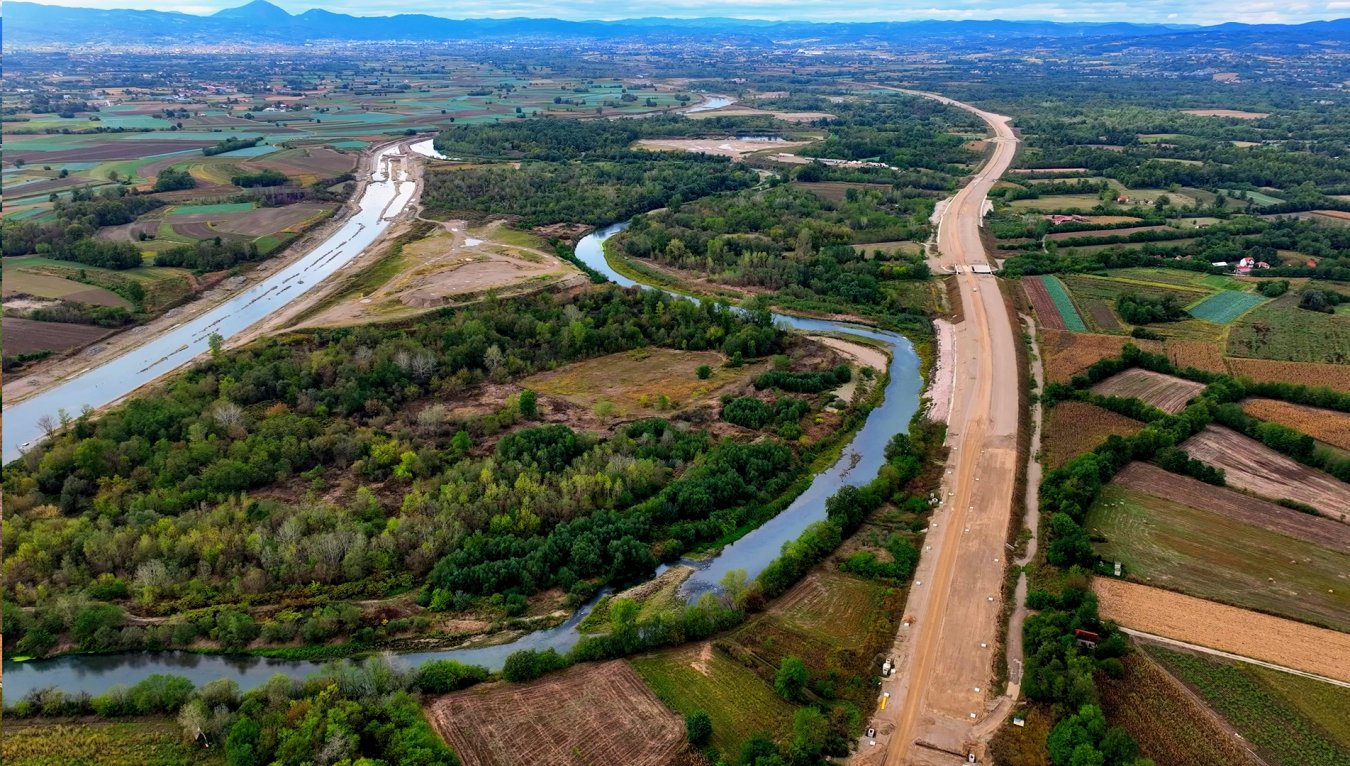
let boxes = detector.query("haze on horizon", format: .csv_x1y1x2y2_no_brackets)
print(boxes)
15,0,1350,27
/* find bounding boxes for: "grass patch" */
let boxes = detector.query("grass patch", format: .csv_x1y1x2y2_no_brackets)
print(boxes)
1,718,225,766
1085,485,1350,631
631,645,796,757
1041,275,1088,332
1228,291,1350,364
166,202,257,216
523,347,760,417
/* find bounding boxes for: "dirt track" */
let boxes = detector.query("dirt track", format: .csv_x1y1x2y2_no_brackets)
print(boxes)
1095,579,1350,683
857,86,1021,766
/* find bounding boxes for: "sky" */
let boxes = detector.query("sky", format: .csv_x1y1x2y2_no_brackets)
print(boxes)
20,0,1350,25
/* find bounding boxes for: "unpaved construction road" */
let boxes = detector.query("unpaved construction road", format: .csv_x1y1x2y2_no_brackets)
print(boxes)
854,87,1021,766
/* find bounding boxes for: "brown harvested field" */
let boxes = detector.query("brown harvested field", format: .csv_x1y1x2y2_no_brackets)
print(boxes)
1023,278,1065,330
6,139,215,164
1090,368,1206,413
1044,401,1145,470
792,181,892,203
426,660,684,766
256,147,356,178
1165,339,1228,374
1182,109,1269,119
636,137,812,159
98,219,162,242
172,221,219,239
215,203,332,237
1227,357,1350,390
1093,579,1350,682
688,106,833,122
1045,225,1170,241
1242,398,1350,452
2,316,113,355
1083,299,1122,332
1181,424,1350,520
1113,462,1350,552
1099,652,1262,766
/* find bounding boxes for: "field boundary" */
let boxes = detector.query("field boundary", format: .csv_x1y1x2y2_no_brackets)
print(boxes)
1126,630,1350,690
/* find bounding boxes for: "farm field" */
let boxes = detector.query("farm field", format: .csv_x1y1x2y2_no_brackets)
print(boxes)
1228,290,1350,364
1,316,114,356
1008,193,1113,210
1106,267,1245,292
1145,646,1350,766
1186,290,1266,324
1089,368,1205,413
1043,401,1145,469
1093,578,1350,682
1182,109,1269,119
1044,224,1170,241
523,347,764,418
1226,357,1350,390
636,136,813,159
1112,462,1350,552
2,265,130,307
1163,338,1229,374
1180,425,1350,520
1241,398,1350,451
631,645,796,757
1060,273,1206,306
426,661,684,766
1,718,225,766
852,240,924,257
1037,328,1162,382
1031,275,1087,331
768,571,890,648
1085,483,1350,631
1097,653,1262,766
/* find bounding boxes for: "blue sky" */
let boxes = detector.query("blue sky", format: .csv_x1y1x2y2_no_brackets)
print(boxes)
28,0,1350,25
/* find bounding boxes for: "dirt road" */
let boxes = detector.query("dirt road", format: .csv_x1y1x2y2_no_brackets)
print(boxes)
854,87,1021,766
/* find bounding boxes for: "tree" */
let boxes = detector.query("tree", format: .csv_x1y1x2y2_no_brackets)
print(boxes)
208,332,224,358
685,710,712,746
774,656,808,701
696,364,712,380
519,389,538,418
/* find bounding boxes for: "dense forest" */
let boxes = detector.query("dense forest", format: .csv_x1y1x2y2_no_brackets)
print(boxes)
1,286,844,657
421,155,758,227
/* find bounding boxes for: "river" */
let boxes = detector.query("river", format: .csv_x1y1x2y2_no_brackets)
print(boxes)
2,142,418,464
2,205,922,701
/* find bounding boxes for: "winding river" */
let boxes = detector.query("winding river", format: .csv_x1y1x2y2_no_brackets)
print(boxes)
2,190,922,702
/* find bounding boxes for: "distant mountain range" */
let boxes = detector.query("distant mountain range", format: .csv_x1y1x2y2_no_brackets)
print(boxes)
5,0,1350,48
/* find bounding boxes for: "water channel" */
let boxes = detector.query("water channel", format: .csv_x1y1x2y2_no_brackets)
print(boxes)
2,175,922,702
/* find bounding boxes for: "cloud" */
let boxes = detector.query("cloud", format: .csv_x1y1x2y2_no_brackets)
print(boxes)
26,0,1350,24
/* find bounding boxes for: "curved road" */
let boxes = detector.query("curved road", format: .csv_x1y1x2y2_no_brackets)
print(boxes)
856,88,1022,766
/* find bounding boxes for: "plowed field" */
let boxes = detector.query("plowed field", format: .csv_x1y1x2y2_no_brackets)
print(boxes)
1023,277,1065,331
1181,425,1350,520
1090,368,1205,413
1093,579,1350,682
426,661,684,766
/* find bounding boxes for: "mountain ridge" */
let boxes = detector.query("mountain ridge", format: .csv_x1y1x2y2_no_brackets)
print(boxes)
4,1,1348,48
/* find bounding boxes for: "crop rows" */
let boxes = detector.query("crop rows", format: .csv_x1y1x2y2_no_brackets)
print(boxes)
1187,290,1266,324
1040,275,1088,331
1148,647,1350,766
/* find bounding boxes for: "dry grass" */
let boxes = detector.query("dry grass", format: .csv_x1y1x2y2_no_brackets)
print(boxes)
1039,329,1162,382
1165,339,1229,374
1241,398,1350,451
1043,401,1145,469
426,661,684,766
1227,357,1350,391
523,348,761,417
1094,579,1350,682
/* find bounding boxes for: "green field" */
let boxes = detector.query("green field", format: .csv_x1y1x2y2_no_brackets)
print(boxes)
1219,188,1284,206
1228,291,1350,363
1186,289,1267,324
1107,267,1246,292
1009,194,1106,211
1146,646,1350,766
166,202,257,216
1,718,225,766
1086,485,1350,631
1042,275,1088,332
631,647,796,757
